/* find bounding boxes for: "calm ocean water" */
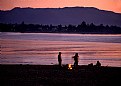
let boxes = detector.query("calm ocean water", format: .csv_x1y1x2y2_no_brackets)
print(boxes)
0,32,121,67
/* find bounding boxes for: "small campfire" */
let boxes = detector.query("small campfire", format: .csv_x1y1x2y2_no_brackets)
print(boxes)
68,64,72,70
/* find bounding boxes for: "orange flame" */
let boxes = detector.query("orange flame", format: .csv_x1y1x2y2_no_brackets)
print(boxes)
68,64,72,70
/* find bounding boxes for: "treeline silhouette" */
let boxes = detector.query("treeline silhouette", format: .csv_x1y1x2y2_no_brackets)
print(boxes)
1,21,121,34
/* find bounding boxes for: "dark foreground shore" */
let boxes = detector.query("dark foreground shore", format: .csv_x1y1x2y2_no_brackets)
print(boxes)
0,64,121,86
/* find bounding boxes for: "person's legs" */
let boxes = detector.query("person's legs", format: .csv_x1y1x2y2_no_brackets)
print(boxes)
59,61,62,66
74,62,76,68
75,61,78,68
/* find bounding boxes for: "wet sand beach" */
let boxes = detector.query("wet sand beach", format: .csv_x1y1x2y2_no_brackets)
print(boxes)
0,64,121,86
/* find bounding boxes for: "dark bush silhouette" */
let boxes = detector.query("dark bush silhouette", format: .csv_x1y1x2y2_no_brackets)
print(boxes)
1,21,121,34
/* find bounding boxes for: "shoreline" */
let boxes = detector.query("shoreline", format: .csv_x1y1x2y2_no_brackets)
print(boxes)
0,64,121,86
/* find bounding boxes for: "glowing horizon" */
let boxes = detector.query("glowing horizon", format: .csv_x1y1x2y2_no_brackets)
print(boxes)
0,0,121,13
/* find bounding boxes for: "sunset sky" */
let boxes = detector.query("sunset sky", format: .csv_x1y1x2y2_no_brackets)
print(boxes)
0,0,121,13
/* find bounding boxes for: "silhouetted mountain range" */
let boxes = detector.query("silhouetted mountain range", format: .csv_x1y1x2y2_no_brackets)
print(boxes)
0,7,121,27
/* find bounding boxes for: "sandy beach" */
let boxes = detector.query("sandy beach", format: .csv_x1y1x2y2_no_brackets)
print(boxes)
0,64,121,86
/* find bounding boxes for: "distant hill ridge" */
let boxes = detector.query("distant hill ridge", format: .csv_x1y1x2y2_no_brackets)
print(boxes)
0,7,121,27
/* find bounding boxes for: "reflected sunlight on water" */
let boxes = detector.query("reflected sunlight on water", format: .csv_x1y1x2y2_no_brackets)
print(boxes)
1,33,121,67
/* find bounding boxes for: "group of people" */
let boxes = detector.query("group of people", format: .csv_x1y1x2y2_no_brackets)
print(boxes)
58,52,79,67
58,52,101,67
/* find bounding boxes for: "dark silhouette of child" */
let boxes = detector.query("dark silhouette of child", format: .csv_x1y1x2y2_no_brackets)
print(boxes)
96,61,101,67
72,53,79,68
58,52,62,67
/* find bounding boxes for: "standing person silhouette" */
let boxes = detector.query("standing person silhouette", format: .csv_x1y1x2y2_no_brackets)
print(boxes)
72,53,79,68
58,52,62,67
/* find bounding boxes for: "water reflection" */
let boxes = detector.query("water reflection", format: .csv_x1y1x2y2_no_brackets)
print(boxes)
1,33,121,67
